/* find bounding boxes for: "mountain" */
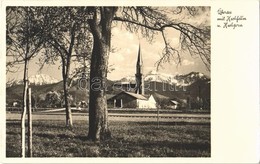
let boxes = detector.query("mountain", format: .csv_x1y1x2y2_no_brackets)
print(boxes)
174,72,210,86
6,72,210,109
109,71,210,98
120,75,136,83
7,74,60,87
118,71,210,87
144,70,178,84
28,74,59,85
6,80,88,107
113,71,210,109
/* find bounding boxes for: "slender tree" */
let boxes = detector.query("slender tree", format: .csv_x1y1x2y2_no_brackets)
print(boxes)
7,7,93,127
6,7,45,157
36,7,92,127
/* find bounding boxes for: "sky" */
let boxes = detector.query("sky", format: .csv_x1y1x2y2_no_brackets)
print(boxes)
108,26,210,80
6,7,210,82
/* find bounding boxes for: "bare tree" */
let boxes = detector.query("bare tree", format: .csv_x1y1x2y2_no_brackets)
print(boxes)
85,6,210,141
6,7,45,157
7,7,92,128
113,7,210,70
6,7,45,70
35,7,92,127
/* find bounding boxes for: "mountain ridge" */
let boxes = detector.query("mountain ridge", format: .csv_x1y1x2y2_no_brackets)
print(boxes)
6,71,210,109
7,71,210,87
7,74,59,87
118,71,210,87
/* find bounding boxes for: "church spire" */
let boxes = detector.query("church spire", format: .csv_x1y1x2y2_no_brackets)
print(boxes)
135,44,145,95
136,44,143,69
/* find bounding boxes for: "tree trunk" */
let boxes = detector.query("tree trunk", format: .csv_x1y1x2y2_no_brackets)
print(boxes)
62,60,73,127
63,76,73,127
27,88,32,157
87,37,110,141
21,57,29,158
87,7,117,141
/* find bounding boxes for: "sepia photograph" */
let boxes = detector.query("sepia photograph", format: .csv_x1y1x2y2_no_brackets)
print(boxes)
0,0,259,163
5,6,211,158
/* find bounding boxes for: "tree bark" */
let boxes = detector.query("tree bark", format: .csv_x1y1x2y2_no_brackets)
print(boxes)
50,37,74,127
64,80,73,127
27,88,32,157
87,7,117,141
62,62,73,127
62,23,75,128
21,58,28,158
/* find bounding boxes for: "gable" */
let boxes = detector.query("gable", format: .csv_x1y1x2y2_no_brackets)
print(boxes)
107,91,147,101
148,95,156,103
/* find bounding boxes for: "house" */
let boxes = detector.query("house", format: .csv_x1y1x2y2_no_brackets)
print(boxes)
107,91,156,109
151,92,182,109
12,101,19,107
169,100,179,109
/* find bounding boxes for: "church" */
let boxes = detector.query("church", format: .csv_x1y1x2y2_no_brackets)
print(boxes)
107,45,157,109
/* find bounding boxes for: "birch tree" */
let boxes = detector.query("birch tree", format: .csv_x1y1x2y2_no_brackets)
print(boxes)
6,7,45,157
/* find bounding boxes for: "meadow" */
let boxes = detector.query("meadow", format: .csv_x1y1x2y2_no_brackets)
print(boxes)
6,117,210,157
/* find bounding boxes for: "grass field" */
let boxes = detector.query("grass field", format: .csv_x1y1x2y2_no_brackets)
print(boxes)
6,117,210,157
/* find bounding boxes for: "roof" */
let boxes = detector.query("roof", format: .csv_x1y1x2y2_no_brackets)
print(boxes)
124,91,147,100
107,91,147,100
170,100,179,105
106,94,115,100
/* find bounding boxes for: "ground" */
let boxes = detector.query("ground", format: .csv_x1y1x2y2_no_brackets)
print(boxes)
6,111,210,157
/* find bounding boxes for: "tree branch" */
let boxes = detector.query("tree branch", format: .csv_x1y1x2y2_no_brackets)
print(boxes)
114,7,210,71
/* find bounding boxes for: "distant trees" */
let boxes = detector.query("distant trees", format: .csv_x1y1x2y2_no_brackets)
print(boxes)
32,91,75,108
35,93,46,108
45,91,61,108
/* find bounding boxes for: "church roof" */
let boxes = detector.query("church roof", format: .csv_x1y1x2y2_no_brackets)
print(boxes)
136,44,143,66
123,91,147,100
107,91,147,100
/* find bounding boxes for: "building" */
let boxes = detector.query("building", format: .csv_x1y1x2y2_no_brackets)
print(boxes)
107,44,157,109
169,100,179,109
107,91,156,109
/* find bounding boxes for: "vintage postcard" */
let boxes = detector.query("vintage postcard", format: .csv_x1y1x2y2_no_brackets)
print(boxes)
1,0,259,163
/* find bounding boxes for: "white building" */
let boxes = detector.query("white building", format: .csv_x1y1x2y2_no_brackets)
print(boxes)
107,91,157,109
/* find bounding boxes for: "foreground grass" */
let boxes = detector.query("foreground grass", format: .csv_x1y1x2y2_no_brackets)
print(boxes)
6,120,210,157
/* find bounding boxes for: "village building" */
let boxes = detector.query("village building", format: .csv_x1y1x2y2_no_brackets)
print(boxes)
107,91,156,109
169,100,179,109
107,44,158,109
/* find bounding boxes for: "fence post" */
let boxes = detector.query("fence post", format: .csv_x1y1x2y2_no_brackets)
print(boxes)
157,107,159,128
27,88,32,157
21,83,28,157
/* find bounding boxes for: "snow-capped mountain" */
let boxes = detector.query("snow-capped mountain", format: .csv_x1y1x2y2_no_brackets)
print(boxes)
174,72,210,86
120,75,136,83
144,70,178,84
28,74,59,85
118,71,210,87
7,74,60,87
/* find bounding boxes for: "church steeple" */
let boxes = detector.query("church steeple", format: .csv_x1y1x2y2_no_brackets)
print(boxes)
135,44,145,95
